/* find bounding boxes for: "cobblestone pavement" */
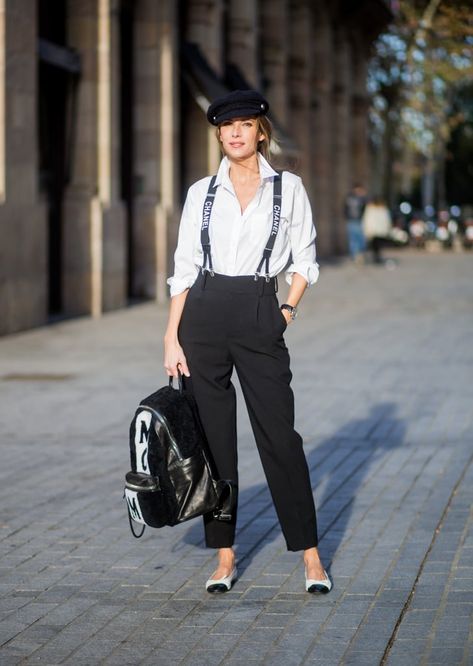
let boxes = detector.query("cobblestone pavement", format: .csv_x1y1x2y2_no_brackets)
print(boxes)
0,250,472,666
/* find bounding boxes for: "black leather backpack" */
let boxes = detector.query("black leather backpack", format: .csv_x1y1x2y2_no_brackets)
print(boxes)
124,374,234,537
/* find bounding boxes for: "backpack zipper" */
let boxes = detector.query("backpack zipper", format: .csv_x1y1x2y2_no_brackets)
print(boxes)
137,405,183,462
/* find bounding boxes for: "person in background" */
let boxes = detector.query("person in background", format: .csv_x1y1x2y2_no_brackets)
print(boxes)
362,197,392,264
344,184,368,264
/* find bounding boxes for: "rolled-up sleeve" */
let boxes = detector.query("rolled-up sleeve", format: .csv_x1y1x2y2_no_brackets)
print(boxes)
285,178,320,287
167,186,200,297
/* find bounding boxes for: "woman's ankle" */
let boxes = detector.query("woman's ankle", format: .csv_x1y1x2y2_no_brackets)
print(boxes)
218,547,235,561
303,546,322,564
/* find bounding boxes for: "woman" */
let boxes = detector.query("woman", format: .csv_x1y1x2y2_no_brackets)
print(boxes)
164,90,331,595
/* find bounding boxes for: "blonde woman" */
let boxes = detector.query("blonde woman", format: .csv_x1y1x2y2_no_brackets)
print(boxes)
164,90,331,595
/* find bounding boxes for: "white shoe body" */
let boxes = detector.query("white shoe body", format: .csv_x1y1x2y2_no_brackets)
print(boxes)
305,568,332,594
205,566,237,593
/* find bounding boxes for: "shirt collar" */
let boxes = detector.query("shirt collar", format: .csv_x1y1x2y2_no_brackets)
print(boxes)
214,153,278,189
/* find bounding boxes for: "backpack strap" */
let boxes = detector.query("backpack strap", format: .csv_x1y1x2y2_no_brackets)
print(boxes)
124,493,146,538
201,175,218,275
255,171,283,281
213,480,236,522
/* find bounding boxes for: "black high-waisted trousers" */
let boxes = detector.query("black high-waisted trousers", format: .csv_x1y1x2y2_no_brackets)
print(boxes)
178,271,318,551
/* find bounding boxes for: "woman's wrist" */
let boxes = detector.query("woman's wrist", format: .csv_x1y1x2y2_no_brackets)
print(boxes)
164,330,179,344
280,303,298,321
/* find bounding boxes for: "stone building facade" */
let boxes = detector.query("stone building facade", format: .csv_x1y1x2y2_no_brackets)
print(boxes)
0,0,391,336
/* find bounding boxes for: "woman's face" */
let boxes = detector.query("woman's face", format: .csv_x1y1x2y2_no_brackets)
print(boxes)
218,117,264,160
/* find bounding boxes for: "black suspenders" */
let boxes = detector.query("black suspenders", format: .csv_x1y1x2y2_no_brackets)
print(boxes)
200,171,282,281
255,172,282,280
201,175,218,275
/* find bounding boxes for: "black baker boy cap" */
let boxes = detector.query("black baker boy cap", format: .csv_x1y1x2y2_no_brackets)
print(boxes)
207,89,270,126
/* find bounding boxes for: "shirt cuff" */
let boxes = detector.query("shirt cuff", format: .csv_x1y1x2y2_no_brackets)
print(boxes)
167,275,197,297
285,261,320,287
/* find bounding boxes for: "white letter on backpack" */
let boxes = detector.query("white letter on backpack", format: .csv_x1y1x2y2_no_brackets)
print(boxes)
135,410,152,473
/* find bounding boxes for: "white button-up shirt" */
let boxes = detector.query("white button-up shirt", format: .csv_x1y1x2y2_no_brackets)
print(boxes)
167,153,319,297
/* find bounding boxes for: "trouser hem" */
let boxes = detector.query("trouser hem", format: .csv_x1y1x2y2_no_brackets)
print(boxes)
286,540,318,552
205,540,235,549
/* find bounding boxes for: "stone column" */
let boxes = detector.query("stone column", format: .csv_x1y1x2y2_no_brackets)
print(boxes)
186,0,224,74
133,0,179,303
331,27,353,254
0,0,5,205
63,1,98,317
184,0,224,185
159,3,179,302
288,0,312,185
0,0,47,334
227,0,259,88
310,9,334,257
260,0,289,126
100,0,127,312
63,0,126,317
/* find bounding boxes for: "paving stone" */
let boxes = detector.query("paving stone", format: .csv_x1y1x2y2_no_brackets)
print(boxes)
425,647,465,664
0,252,472,664
263,649,306,666
343,651,385,665
305,639,350,662
385,651,424,666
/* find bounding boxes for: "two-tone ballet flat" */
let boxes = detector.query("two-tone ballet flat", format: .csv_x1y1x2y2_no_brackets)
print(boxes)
205,566,237,593
305,568,332,594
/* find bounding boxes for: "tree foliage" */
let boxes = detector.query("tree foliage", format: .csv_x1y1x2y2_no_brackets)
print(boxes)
369,0,473,206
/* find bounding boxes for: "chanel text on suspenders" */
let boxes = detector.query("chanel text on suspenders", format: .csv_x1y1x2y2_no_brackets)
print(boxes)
200,172,283,281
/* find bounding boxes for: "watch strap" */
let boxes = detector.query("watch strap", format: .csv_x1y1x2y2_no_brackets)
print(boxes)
280,303,297,320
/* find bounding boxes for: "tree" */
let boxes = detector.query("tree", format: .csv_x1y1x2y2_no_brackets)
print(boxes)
368,0,473,210
445,83,473,205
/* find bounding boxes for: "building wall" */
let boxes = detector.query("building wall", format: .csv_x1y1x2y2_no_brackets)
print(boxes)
0,0,389,335
0,0,47,335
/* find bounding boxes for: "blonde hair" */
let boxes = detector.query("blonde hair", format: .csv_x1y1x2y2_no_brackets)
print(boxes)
256,116,273,160
216,115,273,160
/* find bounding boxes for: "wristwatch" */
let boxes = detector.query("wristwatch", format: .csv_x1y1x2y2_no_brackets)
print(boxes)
280,303,298,321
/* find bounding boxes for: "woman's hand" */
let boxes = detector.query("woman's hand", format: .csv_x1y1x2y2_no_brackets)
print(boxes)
164,290,191,378
281,308,292,325
164,337,190,378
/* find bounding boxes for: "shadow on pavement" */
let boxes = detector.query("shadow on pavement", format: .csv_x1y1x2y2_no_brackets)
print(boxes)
180,402,406,577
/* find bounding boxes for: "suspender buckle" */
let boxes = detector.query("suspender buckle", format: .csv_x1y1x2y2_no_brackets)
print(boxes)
265,274,270,283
